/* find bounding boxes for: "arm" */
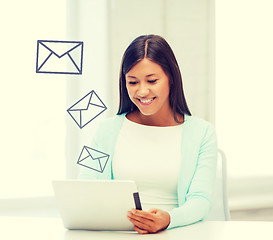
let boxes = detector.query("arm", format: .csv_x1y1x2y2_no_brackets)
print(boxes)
167,124,218,229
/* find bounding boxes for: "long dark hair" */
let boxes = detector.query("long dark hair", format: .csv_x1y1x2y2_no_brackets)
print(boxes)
117,34,191,122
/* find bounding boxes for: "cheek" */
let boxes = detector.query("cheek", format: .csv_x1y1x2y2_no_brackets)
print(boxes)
157,84,170,99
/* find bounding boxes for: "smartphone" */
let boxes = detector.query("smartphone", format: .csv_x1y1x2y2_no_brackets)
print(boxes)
133,192,142,210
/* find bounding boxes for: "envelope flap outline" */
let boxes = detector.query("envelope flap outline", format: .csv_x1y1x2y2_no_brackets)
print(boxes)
68,90,107,112
77,146,90,163
85,146,109,160
38,40,83,58
68,92,92,111
89,91,107,109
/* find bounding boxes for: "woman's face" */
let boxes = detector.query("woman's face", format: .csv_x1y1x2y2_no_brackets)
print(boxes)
125,58,171,117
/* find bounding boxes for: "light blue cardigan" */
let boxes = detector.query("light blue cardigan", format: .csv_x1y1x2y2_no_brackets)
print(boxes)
78,113,218,229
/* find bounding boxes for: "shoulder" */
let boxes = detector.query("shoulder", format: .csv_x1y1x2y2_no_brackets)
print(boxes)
96,113,126,134
183,114,216,140
184,114,214,128
91,113,127,146
100,113,126,125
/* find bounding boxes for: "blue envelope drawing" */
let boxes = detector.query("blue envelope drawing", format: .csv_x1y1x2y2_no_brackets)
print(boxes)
77,146,110,173
36,40,83,74
67,90,107,128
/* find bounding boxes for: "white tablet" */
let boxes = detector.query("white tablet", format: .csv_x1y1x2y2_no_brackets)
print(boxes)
52,179,142,231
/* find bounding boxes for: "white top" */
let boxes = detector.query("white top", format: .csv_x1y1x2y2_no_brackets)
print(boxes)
113,117,183,211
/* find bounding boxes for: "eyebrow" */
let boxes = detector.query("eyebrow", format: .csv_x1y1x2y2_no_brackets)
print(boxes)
127,75,137,79
126,74,158,79
146,74,157,77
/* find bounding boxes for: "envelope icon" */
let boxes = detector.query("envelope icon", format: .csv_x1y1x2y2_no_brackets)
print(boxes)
36,40,83,74
67,90,107,128
77,146,110,173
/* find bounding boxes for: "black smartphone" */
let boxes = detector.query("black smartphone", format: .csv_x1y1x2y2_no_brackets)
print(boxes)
133,192,142,210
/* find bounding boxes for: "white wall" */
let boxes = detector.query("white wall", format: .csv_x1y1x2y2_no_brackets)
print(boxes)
0,0,66,199
215,0,273,210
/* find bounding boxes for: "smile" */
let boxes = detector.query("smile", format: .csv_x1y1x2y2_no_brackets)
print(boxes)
137,97,156,105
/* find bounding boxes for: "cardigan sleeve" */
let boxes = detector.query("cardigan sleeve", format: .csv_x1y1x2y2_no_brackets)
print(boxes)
167,123,218,229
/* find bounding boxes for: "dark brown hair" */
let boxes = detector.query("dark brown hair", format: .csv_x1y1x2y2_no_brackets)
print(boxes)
117,34,191,122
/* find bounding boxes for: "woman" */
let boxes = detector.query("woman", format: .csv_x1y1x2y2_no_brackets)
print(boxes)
79,34,217,234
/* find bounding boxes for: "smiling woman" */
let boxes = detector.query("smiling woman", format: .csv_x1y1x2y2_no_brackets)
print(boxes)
78,35,218,234
125,59,172,125
118,35,191,126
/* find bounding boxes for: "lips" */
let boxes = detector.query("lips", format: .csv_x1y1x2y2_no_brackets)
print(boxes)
137,97,156,105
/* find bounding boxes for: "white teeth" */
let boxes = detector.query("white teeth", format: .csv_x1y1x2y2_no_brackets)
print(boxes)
139,98,153,103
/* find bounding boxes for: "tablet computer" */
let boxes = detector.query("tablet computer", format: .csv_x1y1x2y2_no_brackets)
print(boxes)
52,179,141,231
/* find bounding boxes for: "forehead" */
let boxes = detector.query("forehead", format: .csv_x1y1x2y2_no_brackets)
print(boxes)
126,58,165,77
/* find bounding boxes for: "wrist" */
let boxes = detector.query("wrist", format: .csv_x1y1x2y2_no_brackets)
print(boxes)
163,211,171,230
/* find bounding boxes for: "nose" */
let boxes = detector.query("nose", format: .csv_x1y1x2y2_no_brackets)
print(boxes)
137,83,149,97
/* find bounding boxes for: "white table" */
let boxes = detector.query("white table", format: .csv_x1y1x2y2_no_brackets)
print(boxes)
1,216,273,240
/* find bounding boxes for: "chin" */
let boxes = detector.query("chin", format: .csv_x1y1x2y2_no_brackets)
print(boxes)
138,109,156,116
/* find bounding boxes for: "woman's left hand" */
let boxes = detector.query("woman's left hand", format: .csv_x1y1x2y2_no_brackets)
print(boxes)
127,208,170,234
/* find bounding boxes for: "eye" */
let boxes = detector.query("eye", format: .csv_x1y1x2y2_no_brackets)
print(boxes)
128,81,138,85
148,79,158,84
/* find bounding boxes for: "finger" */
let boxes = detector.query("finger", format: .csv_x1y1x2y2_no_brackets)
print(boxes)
127,215,150,234
128,214,160,233
134,226,149,234
130,209,155,221
128,215,151,230
128,213,154,229
128,210,154,223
